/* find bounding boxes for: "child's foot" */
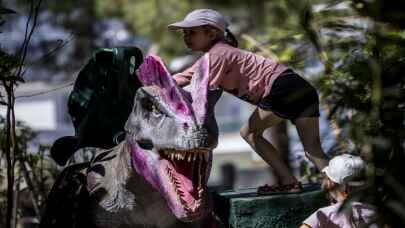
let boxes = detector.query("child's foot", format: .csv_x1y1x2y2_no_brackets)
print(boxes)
257,181,302,195
305,151,329,171
280,181,302,193
257,184,282,195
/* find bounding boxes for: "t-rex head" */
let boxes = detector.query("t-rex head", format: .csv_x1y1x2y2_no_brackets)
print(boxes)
125,54,221,222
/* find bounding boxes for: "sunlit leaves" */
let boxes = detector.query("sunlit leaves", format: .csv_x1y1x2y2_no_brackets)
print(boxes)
308,1,405,224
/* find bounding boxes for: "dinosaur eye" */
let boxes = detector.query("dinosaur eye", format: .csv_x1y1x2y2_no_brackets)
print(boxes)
140,97,163,118
151,104,163,118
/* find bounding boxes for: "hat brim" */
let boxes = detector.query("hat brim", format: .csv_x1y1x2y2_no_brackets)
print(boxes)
167,20,207,31
322,166,341,184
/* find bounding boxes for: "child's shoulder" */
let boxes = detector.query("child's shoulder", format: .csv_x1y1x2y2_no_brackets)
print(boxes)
210,42,237,53
318,202,343,216
208,42,244,60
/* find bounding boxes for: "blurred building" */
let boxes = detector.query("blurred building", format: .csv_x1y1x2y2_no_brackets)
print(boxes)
0,81,74,146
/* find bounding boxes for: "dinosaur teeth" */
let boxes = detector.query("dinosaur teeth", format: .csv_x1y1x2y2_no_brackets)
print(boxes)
163,149,210,164
167,167,188,211
191,200,201,213
167,166,205,214
195,199,202,207
198,188,204,197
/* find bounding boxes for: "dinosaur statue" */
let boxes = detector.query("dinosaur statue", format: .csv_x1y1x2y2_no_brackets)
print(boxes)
40,53,223,228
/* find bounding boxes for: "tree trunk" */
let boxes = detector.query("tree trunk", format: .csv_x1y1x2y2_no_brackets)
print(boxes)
5,84,17,228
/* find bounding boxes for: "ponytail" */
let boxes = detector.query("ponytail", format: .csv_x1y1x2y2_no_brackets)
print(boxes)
224,28,238,48
203,25,238,48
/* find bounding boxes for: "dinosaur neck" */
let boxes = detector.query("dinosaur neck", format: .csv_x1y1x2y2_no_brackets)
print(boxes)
89,142,135,212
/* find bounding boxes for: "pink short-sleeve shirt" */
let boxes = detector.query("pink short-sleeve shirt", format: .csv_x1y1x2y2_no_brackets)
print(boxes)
303,202,380,228
173,42,288,104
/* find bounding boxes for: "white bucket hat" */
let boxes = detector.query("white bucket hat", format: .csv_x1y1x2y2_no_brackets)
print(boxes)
168,9,229,32
322,154,366,186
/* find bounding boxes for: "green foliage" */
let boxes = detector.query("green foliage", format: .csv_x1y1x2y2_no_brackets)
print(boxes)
94,0,193,58
240,0,323,70
301,0,405,225
0,5,18,77
0,2,58,227
315,18,405,148
219,0,405,225
0,50,19,80
0,116,57,227
353,0,405,29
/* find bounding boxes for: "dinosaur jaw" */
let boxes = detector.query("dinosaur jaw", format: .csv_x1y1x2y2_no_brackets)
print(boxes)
160,149,211,219
128,141,212,222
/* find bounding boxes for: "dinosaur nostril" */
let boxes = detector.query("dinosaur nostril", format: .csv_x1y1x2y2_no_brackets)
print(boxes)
183,123,189,130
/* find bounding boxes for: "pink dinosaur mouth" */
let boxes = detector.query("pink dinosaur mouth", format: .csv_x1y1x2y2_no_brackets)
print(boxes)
160,149,210,215
129,141,212,221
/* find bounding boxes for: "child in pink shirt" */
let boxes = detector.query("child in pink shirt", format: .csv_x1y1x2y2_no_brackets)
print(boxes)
168,9,329,193
301,154,380,228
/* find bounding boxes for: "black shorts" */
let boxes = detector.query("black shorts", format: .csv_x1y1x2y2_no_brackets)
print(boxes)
257,69,320,121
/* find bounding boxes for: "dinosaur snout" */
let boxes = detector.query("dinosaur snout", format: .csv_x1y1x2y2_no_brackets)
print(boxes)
180,128,217,150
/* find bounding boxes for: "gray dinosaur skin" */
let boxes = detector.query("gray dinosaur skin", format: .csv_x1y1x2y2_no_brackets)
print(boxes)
84,55,223,228
85,143,209,228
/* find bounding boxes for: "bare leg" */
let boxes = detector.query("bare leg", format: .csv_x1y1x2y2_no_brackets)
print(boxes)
240,108,296,185
294,117,329,171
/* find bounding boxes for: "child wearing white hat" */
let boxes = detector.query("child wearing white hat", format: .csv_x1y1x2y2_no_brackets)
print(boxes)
300,154,380,228
168,8,329,194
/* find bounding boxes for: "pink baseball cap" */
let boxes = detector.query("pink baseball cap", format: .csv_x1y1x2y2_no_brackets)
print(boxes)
168,9,229,32
322,154,366,186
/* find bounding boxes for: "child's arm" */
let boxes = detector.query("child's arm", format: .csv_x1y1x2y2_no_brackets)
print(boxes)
173,53,227,90
173,59,200,87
